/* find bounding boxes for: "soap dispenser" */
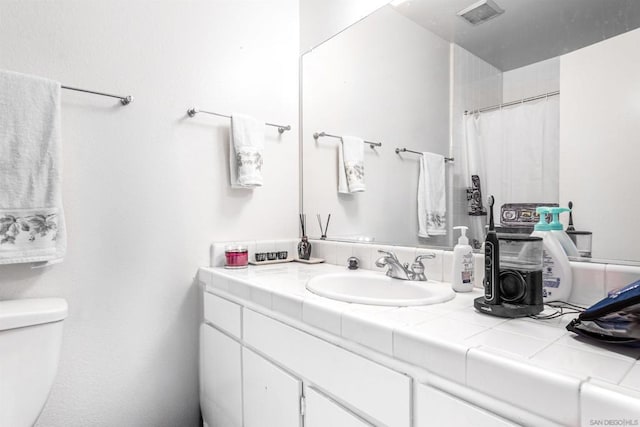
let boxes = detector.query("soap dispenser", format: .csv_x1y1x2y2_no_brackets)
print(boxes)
452,226,474,292
531,207,573,302
549,207,580,257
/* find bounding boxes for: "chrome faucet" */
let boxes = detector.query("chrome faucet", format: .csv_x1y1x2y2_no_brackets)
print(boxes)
375,250,435,281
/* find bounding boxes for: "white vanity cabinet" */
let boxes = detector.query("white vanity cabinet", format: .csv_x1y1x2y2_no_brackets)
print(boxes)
200,289,551,427
200,266,640,427
242,308,412,426
201,291,411,427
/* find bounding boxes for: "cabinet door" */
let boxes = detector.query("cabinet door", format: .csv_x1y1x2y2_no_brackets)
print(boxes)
304,386,373,427
243,347,302,427
243,309,411,426
200,324,243,427
415,383,518,427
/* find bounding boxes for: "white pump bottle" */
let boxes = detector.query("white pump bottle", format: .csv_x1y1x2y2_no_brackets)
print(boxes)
452,226,474,292
531,207,573,302
549,207,580,257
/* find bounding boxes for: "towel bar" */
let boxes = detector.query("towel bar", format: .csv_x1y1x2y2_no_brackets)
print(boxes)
313,132,381,149
395,148,454,162
61,85,132,105
187,108,291,134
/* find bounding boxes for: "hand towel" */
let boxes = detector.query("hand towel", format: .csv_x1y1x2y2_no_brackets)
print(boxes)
418,152,446,237
229,113,264,188
338,136,365,193
0,70,66,265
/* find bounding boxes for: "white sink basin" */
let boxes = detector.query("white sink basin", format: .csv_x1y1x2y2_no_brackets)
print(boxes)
306,271,455,306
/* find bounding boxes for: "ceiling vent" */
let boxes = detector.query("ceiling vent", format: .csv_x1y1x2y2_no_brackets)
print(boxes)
457,0,504,25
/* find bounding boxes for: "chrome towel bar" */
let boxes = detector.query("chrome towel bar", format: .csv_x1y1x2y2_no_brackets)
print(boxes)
61,85,133,105
395,148,454,162
187,108,291,134
313,131,381,149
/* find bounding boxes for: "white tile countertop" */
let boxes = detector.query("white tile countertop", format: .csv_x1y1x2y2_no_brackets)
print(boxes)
198,262,640,425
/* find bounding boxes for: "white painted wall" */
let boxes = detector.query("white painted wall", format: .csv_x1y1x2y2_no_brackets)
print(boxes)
302,6,450,246
559,28,640,261
502,57,560,102
0,1,299,426
300,0,389,52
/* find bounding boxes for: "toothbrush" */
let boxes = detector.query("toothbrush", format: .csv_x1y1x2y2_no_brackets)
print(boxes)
567,201,575,231
484,196,501,305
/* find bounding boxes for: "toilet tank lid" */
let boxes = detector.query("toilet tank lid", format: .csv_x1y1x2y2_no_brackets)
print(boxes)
0,298,68,331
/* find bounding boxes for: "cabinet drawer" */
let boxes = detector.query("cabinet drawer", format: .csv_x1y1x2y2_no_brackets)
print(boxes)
415,383,518,427
203,291,242,339
243,309,411,427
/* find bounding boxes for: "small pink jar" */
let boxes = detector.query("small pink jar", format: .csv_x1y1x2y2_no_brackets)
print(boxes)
225,244,248,269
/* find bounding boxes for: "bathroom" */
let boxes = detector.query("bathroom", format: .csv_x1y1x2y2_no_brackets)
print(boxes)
1,0,639,426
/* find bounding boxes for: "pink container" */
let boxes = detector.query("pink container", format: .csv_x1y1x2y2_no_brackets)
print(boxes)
225,244,248,269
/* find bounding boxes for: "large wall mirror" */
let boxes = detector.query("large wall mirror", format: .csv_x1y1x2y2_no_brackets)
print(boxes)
301,0,640,263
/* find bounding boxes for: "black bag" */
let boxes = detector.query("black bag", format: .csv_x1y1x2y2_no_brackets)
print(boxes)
566,279,640,345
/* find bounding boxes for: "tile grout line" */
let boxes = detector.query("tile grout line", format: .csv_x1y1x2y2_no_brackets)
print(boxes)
528,331,566,359
617,360,640,387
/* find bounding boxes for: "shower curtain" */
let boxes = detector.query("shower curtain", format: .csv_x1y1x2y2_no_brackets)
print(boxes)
463,96,559,229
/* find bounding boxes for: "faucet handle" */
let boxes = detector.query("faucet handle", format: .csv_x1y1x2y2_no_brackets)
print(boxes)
415,253,436,262
377,249,399,260
411,261,425,275
374,257,387,268
411,253,434,281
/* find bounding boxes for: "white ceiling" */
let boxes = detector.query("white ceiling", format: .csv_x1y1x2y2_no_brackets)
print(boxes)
391,0,640,70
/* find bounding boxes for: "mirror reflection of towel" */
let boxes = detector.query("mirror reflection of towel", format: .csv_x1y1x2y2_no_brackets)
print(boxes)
338,136,365,193
229,113,265,189
418,152,446,237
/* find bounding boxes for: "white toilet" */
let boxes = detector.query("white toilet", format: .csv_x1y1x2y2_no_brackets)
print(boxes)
0,298,68,427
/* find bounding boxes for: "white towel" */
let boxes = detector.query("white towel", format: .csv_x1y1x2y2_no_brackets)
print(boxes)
0,70,66,265
229,113,264,188
338,136,365,193
418,152,446,237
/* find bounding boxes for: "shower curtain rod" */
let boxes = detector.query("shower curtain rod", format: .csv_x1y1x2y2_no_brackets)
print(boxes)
395,148,454,162
464,90,559,115
61,85,133,105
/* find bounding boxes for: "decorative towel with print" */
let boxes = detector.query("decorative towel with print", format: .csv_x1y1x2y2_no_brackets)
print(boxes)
0,70,66,264
229,113,265,188
338,136,365,193
418,152,446,237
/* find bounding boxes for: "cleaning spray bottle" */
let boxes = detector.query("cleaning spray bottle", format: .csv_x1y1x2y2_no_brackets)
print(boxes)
549,207,580,257
452,226,474,292
531,207,573,302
